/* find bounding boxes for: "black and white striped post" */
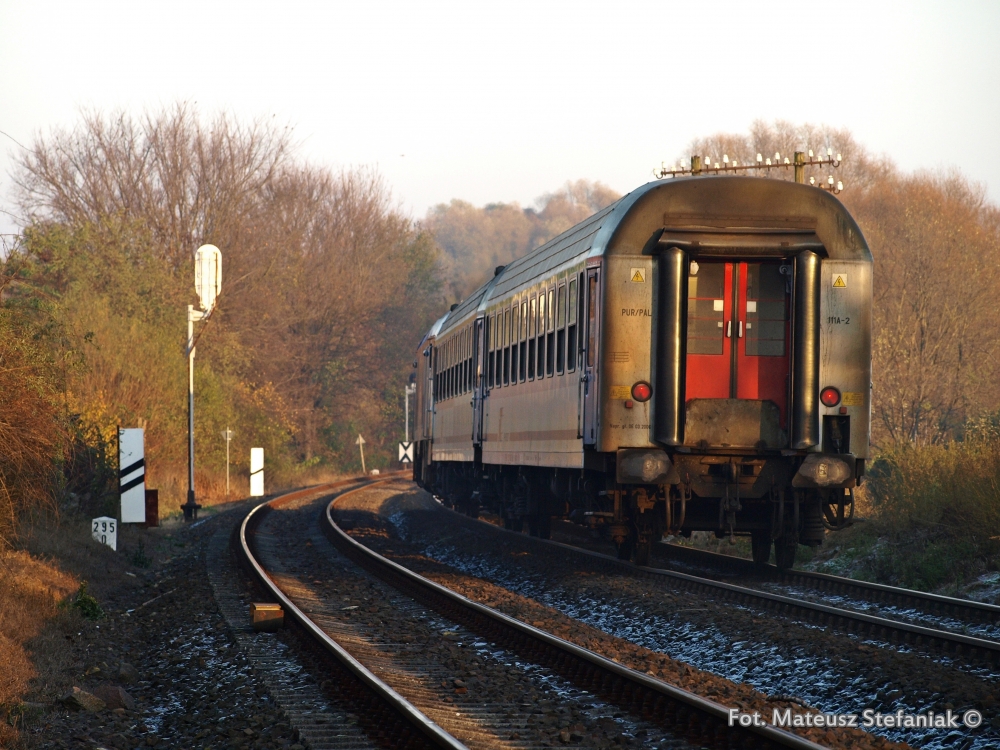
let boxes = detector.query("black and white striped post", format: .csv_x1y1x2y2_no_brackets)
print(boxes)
183,245,221,522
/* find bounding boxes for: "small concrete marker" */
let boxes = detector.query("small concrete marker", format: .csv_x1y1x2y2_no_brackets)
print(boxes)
92,516,118,551
250,602,283,632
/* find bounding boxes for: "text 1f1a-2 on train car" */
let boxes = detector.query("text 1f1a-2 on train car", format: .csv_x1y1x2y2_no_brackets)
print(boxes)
412,175,871,569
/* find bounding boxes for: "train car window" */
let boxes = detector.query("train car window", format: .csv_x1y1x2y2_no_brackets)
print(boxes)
587,275,598,368
529,296,536,338
511,330,519,385
577,272,585,353
548,288,555,331
521,301,528,340
556,284,566,375
487,314,495,388
528,336,536,380
519,339,527,381
568,279,577,323
567,278,578,372
746,264,789,356
536,292,546,378
503,307,511,385
512,303,520,344
688,263,725,355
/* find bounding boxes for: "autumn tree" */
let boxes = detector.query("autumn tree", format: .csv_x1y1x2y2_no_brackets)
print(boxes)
425,180,621,300
11,106,443,510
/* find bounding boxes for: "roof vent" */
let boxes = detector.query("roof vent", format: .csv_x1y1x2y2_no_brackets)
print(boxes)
450,303,459,312
494,265,505,277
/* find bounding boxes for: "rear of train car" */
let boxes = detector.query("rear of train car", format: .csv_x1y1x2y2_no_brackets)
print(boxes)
413,176,872,568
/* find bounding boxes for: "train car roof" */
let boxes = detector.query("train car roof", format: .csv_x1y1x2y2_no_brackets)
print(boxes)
422,175,871,338
437,273,500,336
591,176,872,262
416,311,451,351
488,200,622,299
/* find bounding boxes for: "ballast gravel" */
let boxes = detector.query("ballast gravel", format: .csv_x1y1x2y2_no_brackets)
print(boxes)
333,479,973,750
17,502,303,750
258,487,689,749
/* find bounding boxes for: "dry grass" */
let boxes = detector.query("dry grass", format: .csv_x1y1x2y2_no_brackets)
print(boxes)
0,548,78,743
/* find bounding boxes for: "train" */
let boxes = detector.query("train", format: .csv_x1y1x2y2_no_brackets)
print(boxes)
412,175,872,569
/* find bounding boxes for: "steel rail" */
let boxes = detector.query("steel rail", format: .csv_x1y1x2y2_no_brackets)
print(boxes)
239,478,468,750
654,542,1000,625
325,488,827,750
459,511,1000,667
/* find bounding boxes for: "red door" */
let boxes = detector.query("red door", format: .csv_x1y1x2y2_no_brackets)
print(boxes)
685,261,732,400
686,261,790,426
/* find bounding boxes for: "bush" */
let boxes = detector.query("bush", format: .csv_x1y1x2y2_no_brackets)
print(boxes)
861,437,1000,589
69,581,104,620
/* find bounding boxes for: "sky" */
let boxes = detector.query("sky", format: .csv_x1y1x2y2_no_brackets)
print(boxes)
2,0,999,236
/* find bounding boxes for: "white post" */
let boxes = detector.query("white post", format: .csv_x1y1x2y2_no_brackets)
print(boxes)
405,382,416,444
250,447,265,496
185,304,198,520
356,434,366,474
185,244,221,521
221,427,233,498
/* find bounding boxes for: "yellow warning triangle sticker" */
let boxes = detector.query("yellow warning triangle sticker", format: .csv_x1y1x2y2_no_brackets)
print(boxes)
833,275,846,288
631,269,645,282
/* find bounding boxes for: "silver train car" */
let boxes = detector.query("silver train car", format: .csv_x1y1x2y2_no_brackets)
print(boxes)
413,176,872,568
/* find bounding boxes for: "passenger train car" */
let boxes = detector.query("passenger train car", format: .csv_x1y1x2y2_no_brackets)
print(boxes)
413,176,872,568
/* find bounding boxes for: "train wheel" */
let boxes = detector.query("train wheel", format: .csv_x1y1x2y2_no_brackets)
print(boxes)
634,538,651,566
615,537,634,561
539,514,551,540
751,531,772,566
774,536,797,570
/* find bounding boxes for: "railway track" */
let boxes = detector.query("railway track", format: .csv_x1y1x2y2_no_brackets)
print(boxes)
240,476,465,750
650,541,1000,633
454,513,1000,670
240,480,828,750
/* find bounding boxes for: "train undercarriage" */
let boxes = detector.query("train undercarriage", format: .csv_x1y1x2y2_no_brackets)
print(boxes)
415,449,858,570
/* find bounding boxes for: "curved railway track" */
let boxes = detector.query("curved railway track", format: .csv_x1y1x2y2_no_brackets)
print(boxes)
239,480,828,750
240,477,464,750
450,512,1000,670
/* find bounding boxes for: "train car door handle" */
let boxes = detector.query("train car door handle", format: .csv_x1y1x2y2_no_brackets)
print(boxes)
726,321,732,338
738,321,744,338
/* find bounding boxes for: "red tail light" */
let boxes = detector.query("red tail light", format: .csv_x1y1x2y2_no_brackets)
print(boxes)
820,387,841,407
631,381,652,402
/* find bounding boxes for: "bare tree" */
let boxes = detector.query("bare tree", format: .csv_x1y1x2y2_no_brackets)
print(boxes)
12,106,443,482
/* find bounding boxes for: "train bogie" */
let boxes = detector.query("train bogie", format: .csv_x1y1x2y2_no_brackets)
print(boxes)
413,176,873,569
